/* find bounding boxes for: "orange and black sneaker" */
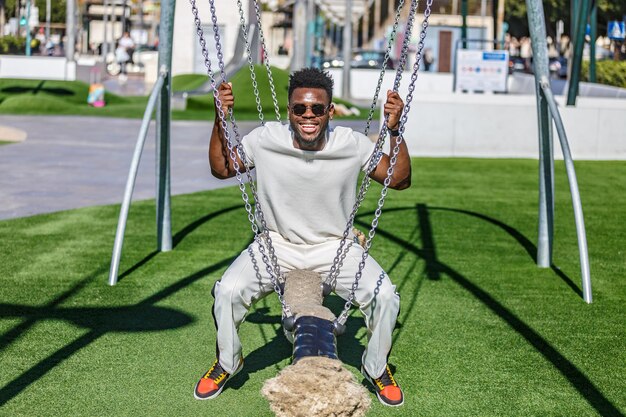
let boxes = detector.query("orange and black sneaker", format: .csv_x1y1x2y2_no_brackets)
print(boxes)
194,358,242,400
362,365,404,406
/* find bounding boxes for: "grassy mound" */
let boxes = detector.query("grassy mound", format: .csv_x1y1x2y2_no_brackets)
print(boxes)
176,65,291,120
0,78,148,118
0,67,374,121
0,94,76,114
171,74,209,92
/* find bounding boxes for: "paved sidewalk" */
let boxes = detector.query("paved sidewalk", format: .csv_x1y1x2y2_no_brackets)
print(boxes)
0,115,242,220
0,116,377,220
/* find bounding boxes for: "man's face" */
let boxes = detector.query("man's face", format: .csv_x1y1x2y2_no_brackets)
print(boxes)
288,87,334,151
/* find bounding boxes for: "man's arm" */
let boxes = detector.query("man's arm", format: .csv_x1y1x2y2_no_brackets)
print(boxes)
368,90,412,190
208,82,245,179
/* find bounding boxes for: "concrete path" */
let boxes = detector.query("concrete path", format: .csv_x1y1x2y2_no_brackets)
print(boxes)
0,115,377,220
0,115,245,220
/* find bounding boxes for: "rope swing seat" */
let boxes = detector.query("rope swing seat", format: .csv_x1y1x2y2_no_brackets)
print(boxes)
189,0,433,414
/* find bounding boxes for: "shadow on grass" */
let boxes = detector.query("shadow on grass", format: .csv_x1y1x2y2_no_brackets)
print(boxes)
1,81,75,97
0,256,237,406
115,204,242,283
354,203,620,417
229,305,290,388
0,202,248,406
2,203,614,414
431,206,582,298
172,204,242,248
117,250,159,282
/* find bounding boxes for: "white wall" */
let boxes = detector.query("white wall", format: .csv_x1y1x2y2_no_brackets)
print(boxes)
0,56,76,81
89,20,124,45
326,69,626,160
327,68,453,100
172,0,247,76
398,92,626,160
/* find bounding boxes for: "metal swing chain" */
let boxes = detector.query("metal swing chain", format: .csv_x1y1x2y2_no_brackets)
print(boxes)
191,0,434,326
251,0,282,122
236,0,266,125
209,7,285,292
324,0,419,290
206,0,287,312
188,0,292,317
208,1,284,286
363,0,407,137
228,0,288,289
335,0,435,327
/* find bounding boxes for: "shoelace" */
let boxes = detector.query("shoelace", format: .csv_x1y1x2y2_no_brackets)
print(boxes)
374,366,398,390
204,360,228,383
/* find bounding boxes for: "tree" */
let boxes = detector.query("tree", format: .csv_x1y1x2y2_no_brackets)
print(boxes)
505,0,626,39
2,0,67,24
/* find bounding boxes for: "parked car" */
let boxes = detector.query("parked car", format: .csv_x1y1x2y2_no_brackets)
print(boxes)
548,56,568,79
508,55,567,79
508,56,528,74
322,56,344,69
322,50,394,70
351,49,394,69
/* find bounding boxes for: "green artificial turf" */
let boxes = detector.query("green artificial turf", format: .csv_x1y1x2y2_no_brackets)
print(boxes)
0,159,624,416
171,73,210,92
0,78,148,118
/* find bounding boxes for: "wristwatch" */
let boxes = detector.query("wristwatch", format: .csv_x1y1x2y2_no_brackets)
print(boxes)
388,127,400,136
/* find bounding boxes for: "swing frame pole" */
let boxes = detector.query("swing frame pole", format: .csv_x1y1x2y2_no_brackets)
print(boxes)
108,0,175,285
526,0,554,269
156,0,176,252
526,0,592,303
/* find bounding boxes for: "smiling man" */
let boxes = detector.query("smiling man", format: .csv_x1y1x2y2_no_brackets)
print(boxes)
196,68,411,407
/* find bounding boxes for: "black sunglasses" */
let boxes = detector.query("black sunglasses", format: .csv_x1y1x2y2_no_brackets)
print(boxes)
290,103,331,117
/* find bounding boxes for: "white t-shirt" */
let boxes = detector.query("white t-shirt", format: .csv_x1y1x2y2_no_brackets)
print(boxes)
118,36,135,49
242,122,377,245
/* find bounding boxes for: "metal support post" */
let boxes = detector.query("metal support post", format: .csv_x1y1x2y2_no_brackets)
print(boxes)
539,82,592,303
570,0,579,41
341,0,352,100
497,0,506,48
526,0,554,267
156,0,175,252
480,0,487,40
291,0,307,71
306,0,315,67
109,73,167,286
25,0,31,56
122,0,128,32
102,0,110,59
567,0,591,105
526,0,592,303
66,0,76,61
492,0,498,46
589,1,597,82
16,0,21,32
461,0,468,49
45,0,51,40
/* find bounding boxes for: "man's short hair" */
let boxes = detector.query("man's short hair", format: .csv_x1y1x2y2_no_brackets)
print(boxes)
288,67,334,103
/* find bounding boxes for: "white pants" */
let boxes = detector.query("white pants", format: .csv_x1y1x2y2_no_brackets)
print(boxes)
212,232,400,378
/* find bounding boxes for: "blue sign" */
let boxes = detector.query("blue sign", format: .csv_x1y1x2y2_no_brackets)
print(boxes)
482,51,506,61
608,21,625,41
